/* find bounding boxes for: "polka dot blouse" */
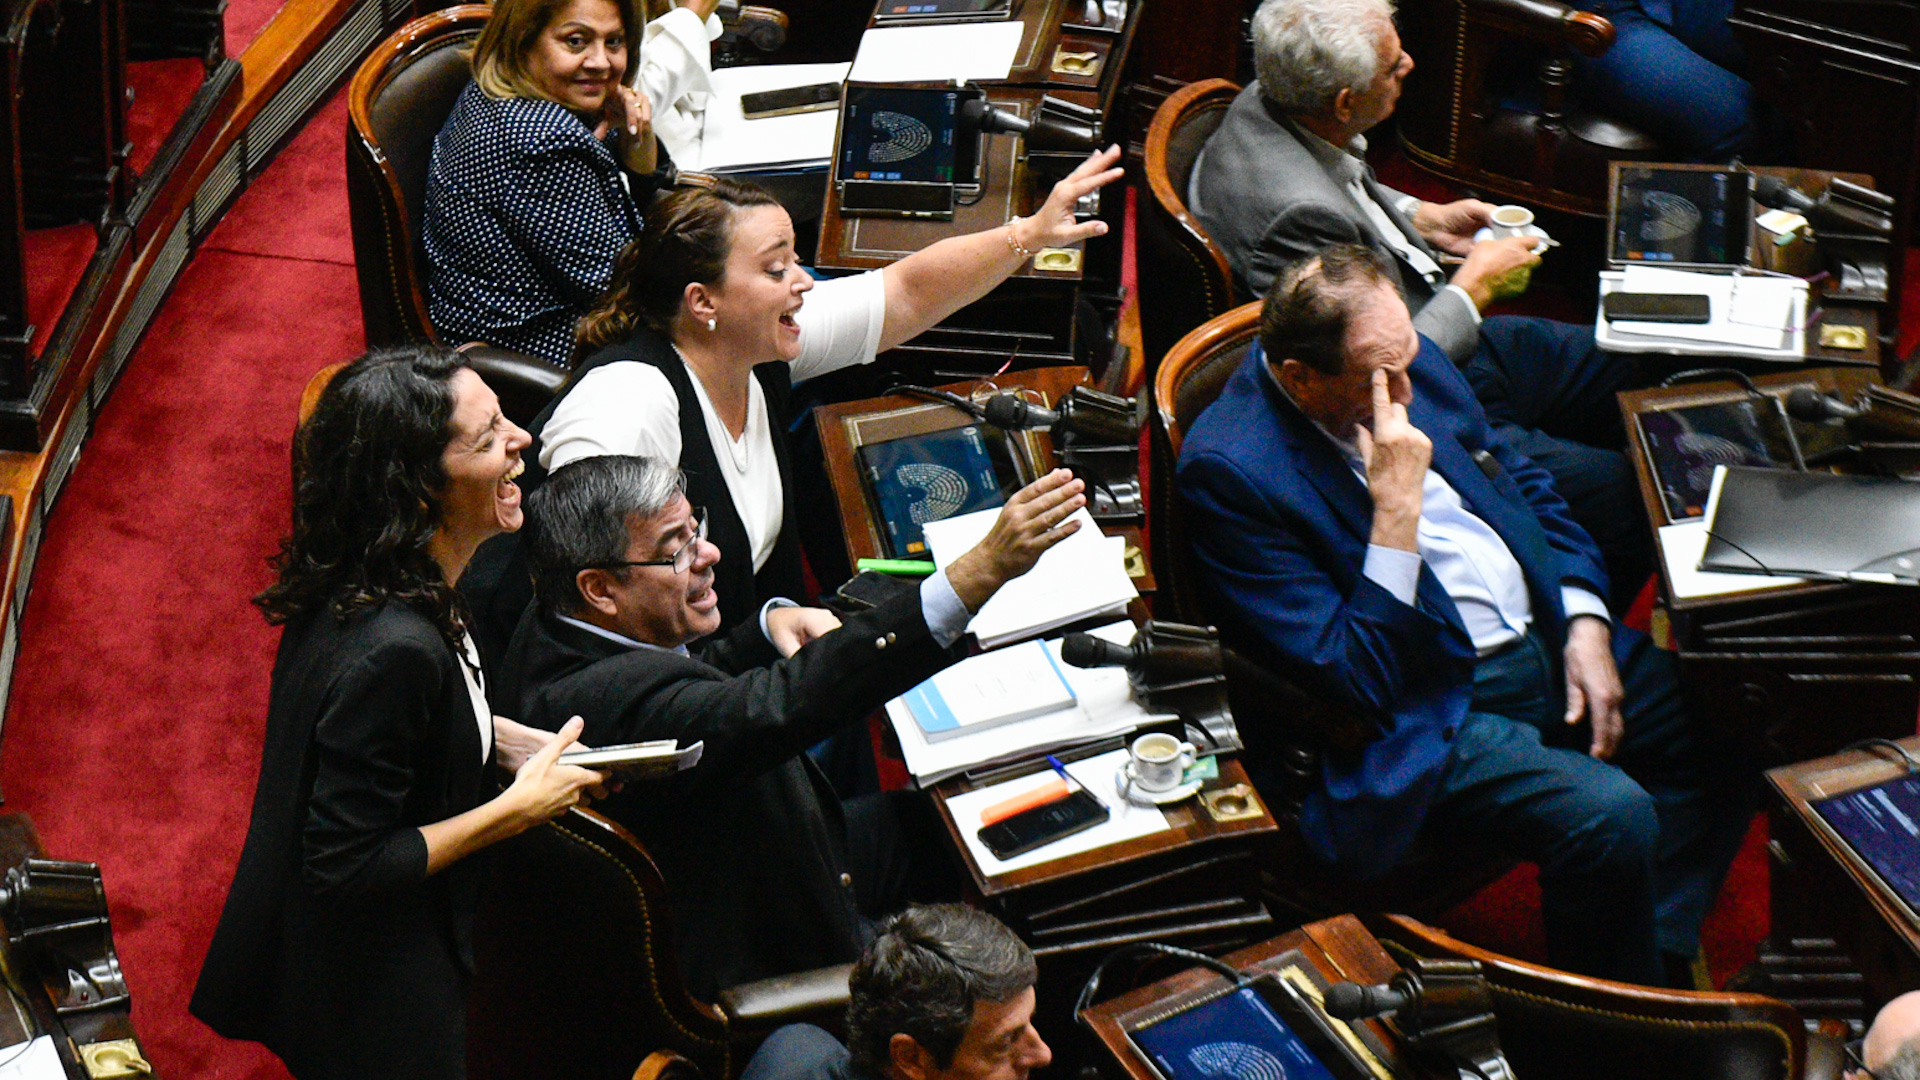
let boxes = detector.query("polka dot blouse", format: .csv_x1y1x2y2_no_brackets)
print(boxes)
424,81,662,368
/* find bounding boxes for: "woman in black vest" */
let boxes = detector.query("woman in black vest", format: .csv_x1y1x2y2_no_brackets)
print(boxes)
190,347,608,1079
527,152,1123,641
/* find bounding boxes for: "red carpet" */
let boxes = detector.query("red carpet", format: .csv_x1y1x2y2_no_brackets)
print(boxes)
0,81,356,1080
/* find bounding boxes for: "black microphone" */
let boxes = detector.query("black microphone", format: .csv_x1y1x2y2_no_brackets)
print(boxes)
1060,633,1131,669
1752,174,1818,215
1785,387,1863,422
982,393,1062,431
1060,624,1224,685
958,98,1032,135
1323,981,1415,1020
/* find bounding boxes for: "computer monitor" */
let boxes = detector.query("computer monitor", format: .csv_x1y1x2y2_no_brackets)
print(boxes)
1608,164,1752,270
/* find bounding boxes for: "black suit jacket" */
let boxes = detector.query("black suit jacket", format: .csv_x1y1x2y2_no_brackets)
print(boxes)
191,603,488,1079
497,591,956,1000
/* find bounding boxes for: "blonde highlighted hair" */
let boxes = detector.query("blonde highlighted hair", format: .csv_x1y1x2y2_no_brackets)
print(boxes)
468,0,644,104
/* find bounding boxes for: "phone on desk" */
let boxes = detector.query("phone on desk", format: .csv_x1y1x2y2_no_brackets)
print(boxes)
977,789,1109,859
739,83,842,119
1602,291,1712,324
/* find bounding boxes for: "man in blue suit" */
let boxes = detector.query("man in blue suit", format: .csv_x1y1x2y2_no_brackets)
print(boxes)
1178,245,1752,987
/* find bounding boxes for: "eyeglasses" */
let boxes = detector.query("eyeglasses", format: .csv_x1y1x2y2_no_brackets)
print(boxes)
1847,1038,1877,1080
585,507,708,576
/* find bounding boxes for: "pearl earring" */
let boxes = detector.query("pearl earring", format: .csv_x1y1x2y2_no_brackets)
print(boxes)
707,318,717,332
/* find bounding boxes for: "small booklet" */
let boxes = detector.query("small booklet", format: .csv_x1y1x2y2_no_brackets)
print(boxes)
902,641,1077,742
558,739,704,779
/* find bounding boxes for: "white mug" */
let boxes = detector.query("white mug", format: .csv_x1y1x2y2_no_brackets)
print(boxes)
1128,732,1197,793
1489,204,1535,238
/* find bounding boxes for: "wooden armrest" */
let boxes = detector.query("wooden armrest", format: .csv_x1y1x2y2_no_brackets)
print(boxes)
717,964,853,1031
1803,1025,1847,1080
1460,0,1616,57
633,1050,706,1080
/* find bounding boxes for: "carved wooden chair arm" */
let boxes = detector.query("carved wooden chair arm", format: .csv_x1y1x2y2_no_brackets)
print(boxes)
1460,0,1617,57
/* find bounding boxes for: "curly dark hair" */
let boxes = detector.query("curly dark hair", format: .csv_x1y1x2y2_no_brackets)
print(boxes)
256,346,471,647
573,177,783,362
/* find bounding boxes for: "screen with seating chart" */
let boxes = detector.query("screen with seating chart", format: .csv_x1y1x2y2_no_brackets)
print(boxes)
1611,166,1751,269
840,86,979,186
1126,979,1367,1080
1812,773,1920,922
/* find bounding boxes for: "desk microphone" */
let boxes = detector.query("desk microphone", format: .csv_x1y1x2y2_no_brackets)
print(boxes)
1323,980,1415,1020
1785,387,1864,422
958,98,1032,136
1060,627,1223,684
982,387,1143,444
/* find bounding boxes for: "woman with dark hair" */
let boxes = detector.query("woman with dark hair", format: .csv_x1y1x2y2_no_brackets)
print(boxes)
423,0,664,367
529,149,1125,638
190,346,608,1079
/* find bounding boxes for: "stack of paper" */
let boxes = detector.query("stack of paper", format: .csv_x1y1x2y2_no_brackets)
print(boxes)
902,639,1077,742
888,621,1155,785
666,62,850,173
921,506,1137,649
1596,267,1806,361
848,22,1025,83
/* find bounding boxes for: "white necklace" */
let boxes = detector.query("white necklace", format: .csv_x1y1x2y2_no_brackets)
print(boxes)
673,344,752,472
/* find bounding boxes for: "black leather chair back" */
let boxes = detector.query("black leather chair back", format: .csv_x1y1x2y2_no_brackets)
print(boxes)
348,6,491,347
1137,79,1241,394
1369,913,1809,1080
468,808,735,1080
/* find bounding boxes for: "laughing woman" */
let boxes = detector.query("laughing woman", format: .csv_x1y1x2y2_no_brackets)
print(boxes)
424,0,661,367
190,347,608,1079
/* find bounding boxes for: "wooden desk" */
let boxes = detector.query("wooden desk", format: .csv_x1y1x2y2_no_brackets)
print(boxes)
813,363,1153,595
1081,915,1411,1080
1765,739,1920,1024
1615,368,1920,766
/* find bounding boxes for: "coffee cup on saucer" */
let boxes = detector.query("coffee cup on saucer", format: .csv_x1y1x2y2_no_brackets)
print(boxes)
1489,204,1535,238
1125,732,1196,794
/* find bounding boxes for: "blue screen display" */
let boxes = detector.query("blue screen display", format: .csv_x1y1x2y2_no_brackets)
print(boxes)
1131,986,1341,1080
1812,773,1920,913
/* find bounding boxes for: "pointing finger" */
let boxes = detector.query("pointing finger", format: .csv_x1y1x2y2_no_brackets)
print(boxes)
1371,367,1392,423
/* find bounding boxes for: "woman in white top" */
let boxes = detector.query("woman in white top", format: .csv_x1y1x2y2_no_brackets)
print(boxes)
529,146,1123,634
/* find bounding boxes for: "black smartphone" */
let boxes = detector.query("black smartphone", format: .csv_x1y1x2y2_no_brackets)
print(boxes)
740,82,842,119
977,789,1109,859
1602,291,1713,324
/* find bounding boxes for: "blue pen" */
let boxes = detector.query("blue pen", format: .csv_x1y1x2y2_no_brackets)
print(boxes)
1047,754,1105,807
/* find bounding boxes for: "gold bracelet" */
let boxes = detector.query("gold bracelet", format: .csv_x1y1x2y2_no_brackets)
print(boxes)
1005,217,1037,260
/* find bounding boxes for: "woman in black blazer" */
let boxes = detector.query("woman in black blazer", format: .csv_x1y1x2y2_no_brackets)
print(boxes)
190,346,609,1079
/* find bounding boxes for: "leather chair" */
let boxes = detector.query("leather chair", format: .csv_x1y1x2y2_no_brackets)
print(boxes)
347,5,491,350
1149,303,1512,922
1134,79,1240,397
1394,0,1668,217
1367,913,1844,1080
468,807,852,1080
295,345,564,432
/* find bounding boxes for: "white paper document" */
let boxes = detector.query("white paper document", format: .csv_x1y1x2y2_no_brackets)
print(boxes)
1596,267,1806,360
1657,519,1805,599
666,62,851,172
922,507,1136,649
945,747,1170,875
849,22,1025,83
888,621,1154,785
0,1038,63,1080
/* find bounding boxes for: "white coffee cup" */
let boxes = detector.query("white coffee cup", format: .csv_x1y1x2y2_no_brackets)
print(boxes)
1489,204,1535,238
1127,732,1197,793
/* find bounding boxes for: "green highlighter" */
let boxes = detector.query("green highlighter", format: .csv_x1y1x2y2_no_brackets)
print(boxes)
856,558,937,578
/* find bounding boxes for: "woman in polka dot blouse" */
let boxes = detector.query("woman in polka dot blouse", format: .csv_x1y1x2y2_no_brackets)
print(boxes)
424,0,668,367
521,148,1125,638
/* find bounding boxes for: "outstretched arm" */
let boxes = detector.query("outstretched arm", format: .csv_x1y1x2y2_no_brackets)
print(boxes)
878,147,1125,351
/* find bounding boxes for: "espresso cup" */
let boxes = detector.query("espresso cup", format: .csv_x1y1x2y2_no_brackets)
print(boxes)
1128,732,1197,793
1489,204,1535,239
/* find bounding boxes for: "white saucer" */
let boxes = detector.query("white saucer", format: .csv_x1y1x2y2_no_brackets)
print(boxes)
1115,763,1204,807
1472,224,1552,252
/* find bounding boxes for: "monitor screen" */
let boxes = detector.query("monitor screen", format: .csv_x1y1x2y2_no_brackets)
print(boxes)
1130,985,1344,1080
840,87,972,185
1811,772,1920,922
1612,166,1751,268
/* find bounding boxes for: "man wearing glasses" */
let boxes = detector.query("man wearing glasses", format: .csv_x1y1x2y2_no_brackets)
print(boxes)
1850,992,1920,1080
497,453,1087,1002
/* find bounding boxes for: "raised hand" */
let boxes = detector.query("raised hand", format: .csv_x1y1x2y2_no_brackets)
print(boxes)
1011,146,1126,253
603,85,656,175
946,469,1087,611
1355,367,1430,552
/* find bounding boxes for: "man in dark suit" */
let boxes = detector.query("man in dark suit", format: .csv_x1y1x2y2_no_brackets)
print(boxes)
1177,245,1751,987
1188,0,1649,609
498,453,1086,1000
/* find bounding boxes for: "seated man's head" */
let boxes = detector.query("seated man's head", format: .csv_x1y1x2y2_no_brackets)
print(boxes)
1263,244,1418,437
848,905,1051,1080
524,454,721,646
1252,0,1412,141
1856,991,1920,1080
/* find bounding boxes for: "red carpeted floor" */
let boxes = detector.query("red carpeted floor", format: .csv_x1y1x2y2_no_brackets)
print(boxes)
0,85,355,1080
